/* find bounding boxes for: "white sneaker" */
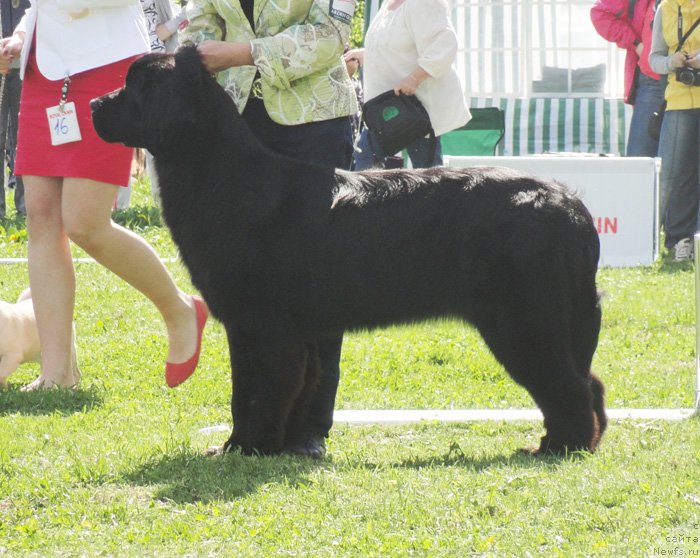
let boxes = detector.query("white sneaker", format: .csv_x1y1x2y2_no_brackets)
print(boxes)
673,237,694,262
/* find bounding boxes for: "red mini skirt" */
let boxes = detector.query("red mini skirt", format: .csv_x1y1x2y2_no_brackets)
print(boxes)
15,50,138,187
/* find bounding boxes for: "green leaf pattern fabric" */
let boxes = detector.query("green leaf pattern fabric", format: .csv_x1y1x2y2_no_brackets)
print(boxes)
182,0,359,125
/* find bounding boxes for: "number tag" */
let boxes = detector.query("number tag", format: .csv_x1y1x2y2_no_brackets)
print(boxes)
46,102,82,145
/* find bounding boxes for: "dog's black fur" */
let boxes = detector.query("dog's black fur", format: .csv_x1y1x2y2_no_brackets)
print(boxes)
92,47,606,456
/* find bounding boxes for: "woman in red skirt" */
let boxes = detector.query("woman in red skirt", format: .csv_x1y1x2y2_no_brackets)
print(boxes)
0,2,207,390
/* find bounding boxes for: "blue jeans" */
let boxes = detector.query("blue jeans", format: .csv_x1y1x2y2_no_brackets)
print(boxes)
353,127,443,170
626,73,664,157
658,107,700,248
242,98,353,437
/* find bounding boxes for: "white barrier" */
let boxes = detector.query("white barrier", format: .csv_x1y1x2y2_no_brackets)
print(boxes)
445,155,660,268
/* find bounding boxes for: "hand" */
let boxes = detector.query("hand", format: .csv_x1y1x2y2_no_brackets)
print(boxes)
0,35,23,75
393,66,430,96
155,23,172,43
635,42,644,57
196,40,254,73
685,49,700,69
343,48,364,65
394,74,420,96
345,57,359,78
670,51,688,70
343,49,363,78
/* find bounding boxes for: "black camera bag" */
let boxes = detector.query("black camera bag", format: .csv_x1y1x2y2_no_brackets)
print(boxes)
362,91,434,157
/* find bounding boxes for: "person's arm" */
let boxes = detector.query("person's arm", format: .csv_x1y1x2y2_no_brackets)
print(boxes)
590,0,640,49
160,6,188,39
394,0,456,95
185,0,354,85
649,7,686,74
181,0,241,71
250,0,355,90
181,0,225,42
0,14,27,75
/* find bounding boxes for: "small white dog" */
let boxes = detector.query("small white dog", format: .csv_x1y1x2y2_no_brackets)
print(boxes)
0,288,80,388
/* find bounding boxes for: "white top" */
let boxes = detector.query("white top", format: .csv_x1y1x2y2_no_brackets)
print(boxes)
363,0,470,137
16,0,149,80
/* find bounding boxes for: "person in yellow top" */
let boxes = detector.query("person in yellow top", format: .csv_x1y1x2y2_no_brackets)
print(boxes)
649,0,700,261
182,0,358,458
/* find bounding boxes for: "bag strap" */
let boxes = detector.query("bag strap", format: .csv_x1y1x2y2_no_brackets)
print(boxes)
676,7,700,53
425,129,436,168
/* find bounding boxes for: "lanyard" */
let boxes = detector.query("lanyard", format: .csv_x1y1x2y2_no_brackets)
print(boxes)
59,76,71,112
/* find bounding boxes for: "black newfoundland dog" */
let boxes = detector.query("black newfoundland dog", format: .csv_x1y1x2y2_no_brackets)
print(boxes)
92,47,606,456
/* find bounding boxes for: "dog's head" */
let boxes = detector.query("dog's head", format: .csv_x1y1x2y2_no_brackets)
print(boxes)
91,46,233,157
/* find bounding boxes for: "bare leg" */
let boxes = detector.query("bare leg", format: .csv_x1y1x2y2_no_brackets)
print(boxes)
23,176,199,389
60,178,197,365
23,176,78,389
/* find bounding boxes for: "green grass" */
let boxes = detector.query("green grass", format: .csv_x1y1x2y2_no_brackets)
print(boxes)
1,179,699,556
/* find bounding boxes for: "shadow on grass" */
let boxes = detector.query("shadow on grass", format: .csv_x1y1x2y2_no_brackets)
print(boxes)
393,441,588,471
124,449,324,503
122,440,580,504
0,385,102,416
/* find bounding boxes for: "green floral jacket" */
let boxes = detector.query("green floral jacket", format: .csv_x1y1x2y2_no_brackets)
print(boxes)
182,0,359,125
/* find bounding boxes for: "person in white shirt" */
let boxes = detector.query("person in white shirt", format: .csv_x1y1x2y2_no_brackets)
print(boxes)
0,1,207,390
344,0,470,169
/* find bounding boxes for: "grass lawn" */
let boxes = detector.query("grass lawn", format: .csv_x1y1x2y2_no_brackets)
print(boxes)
1,180,699,557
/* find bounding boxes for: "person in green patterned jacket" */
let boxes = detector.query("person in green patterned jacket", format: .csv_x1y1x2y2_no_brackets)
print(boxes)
182,0,358,458
182,0,358,125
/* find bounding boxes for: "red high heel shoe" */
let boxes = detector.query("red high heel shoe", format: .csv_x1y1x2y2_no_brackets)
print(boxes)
165,295,208,388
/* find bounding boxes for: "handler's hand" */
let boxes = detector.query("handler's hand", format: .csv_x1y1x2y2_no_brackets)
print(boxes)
196,40,254,73
0,35,23,75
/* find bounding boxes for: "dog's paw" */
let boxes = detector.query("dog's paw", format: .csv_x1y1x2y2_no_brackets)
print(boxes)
203,444,226,457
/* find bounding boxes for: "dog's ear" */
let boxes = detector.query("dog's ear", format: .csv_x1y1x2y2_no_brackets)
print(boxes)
173,45,210,101
138,49,204,156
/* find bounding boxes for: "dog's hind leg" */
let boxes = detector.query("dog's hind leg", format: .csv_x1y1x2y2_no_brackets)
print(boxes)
571,292,607,444
222,331,309,456
282,339,321,447
474,308,600,455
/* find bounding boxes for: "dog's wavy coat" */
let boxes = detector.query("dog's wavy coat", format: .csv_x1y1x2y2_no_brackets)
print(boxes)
92,47,606,456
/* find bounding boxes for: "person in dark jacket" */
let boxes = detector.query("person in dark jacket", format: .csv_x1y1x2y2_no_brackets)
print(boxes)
0,0,29,217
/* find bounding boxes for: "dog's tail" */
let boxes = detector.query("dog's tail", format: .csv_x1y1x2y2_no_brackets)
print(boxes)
17,288,31,303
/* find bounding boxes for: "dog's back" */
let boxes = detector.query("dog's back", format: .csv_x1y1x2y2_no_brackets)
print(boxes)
227,165,600,338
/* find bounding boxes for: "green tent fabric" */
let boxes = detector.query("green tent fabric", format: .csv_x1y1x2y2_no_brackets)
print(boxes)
464,97,631,156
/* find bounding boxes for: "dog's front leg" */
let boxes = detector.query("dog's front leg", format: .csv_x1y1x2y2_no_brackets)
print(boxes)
223,331,309,456
0,353,23,385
